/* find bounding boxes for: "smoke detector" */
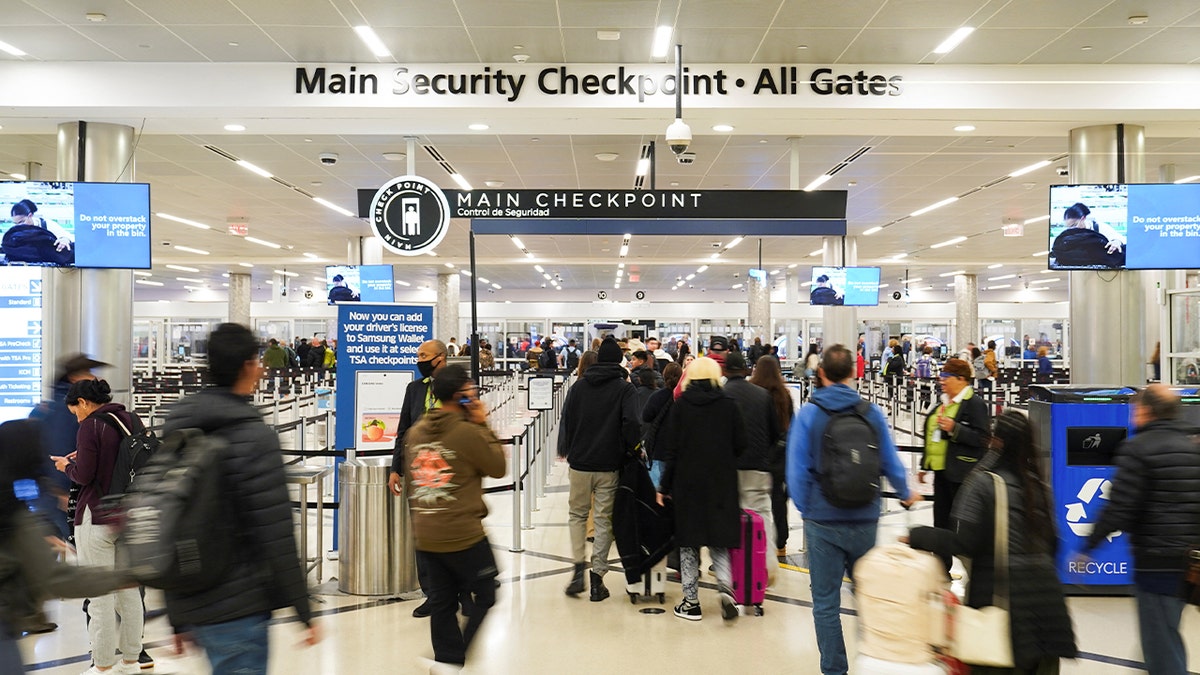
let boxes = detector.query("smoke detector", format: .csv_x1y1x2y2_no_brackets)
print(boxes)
1128,15,1149,25
512,54,529,63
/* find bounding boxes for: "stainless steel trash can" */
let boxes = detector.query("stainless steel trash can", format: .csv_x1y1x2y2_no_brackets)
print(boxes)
338,457,417,595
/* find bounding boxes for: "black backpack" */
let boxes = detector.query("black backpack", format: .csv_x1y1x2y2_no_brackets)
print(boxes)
539,348,557,370
99,412,160,499
811,400,882,508
116,428,235,592
564,346,581,371
1,223,75,266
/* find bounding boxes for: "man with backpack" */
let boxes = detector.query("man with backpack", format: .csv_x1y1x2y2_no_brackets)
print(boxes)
786,344,919,675
161,323,319,672
562,338,582,372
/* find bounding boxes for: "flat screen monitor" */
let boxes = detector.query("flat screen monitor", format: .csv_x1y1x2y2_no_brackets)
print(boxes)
325,264,394,304
1049,183,1200,270
809,266,881,306
0,181,151,268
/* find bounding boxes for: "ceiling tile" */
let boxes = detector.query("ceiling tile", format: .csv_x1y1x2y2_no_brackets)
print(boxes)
867,0,993,29
131,0,248,25
454,0,560,28
752,29,861,63
559,0,660,27
167,25,294,61
3,26,120,60
1105,26,1200,63
675,0,791,28
73,25,207,61
934,28,1064,64
1022,26,1158,63
349,0,466,27
774,0,888,29
560,27,656,62
227,0,348,26
466,26,565,63
836,27,956,63
982,0,1117,29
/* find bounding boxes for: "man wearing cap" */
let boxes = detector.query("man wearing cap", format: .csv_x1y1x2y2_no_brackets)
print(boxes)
918,357,991,528
557,337,640,601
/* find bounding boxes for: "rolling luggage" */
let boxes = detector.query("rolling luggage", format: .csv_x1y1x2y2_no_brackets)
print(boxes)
730,508,768,616
625,558,666,604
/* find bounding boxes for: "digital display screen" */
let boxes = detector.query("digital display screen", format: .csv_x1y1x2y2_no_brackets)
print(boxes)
325,264,394,304
1066,426,1128,466
0,181,151,269
1049,183,1200,270
809,266,881,306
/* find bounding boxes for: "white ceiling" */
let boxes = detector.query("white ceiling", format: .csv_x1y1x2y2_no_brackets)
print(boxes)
2,0,1199,301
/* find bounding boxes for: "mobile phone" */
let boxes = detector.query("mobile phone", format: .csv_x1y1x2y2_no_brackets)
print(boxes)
13,478,38,503
459,397,472,407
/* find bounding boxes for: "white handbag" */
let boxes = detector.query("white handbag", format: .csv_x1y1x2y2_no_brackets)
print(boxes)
949,471,1015,667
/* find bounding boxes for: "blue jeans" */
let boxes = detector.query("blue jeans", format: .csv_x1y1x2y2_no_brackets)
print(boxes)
1135,587,1187,675
805,520,878,675
191,612,271,675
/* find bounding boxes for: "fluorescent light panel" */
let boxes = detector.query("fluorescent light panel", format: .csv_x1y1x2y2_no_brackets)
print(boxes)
0,40,26,56
314,197,354,217
635,158,651,176
803,174,832,191
353,25,392,57
911,196,959,217
930,235,967,249
450,173,473,191
165,264,199,273
987,263,1003,269
1008,160,1051,178
651,26,672,58
156,213,211,230
174,245,209,255
235,160,272,178
989,274,1016,281
862,226,882,236
933,26,975,54
938,270,966,277
1024,215,1050,224
243,236,281,249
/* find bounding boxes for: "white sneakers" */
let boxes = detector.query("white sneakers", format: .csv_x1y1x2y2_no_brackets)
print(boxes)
80,660,141,675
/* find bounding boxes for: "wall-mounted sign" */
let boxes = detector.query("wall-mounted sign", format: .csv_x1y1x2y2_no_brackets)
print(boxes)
367,175,451,256
359,188,846,226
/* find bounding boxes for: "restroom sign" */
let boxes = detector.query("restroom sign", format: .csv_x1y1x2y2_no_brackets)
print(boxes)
368,175,451,257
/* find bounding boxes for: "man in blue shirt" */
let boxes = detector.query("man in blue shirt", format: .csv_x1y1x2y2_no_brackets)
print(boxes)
787,344,920,675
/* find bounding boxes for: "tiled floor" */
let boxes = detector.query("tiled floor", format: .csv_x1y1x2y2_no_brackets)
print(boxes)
20,459,1200,674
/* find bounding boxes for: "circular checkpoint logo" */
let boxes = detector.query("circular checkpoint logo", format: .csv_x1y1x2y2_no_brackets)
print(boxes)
368,175,451,257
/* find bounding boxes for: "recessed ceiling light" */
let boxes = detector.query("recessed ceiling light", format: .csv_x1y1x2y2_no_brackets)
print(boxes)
165,264,200,273
1080,45,1093,51
224,124,245,132
987,263,1003,269
485,180,504,188
863,226,883,236
1128,15,1150,25
468,123,490,131
954,125,976,132
938,269,966,277
911,197,959,217
804,174,832,191
235,160,272,178
237,262,254,268
382,152,405,161
652,26,672,58
353,25,392,57
314,197,354,217
1008,160,1051,178
989,274,1016,281
809,248,824,257
174,245,210,255
712,124,734,132
9,173,26,180
930,235,967,249
669,181,680,187
156,213,211,230
1024,215,1050,224
0,40,27,57
892,252,909,260
513,45,525,50
795,44,808,50
595,152,619,162
243,236,281,249
228,41,239,47
932,26,974,54
1031,250,1050,256
85,12,107,22
450,173,473,191
597,29,620,41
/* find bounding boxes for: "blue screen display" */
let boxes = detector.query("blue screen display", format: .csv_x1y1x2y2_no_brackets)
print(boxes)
0,181,151,269
1049,183,1200,270
809,266,880,306
326,264,395,304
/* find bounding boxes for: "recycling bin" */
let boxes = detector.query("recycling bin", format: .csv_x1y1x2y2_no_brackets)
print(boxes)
338,457,417,595
1028,385,1136,592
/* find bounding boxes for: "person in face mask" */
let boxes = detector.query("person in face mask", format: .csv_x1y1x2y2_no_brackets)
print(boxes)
389,339,449,618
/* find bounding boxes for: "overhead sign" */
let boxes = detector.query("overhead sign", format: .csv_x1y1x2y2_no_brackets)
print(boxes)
367,175,451,256
358,188,846,222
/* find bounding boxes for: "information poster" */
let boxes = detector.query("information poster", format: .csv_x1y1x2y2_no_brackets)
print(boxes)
1049,183,1200,270
335,304,433,454
527,376,554,411
0,268,42,422
0,181,151,268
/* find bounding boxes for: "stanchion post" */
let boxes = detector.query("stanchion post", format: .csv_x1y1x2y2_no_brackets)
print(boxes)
510,434,524,552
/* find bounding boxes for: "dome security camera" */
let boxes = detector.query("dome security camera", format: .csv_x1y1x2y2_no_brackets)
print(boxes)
319,152,339,166
665,118,692,156
1055,166,1069,176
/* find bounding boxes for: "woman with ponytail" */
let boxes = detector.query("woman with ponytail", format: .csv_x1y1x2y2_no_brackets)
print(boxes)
911,410,1077,673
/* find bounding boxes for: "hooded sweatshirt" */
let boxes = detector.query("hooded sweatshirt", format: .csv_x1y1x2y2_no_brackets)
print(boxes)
64,402,137,526
402,408,506,553
557,361,640,472
786,382,911,523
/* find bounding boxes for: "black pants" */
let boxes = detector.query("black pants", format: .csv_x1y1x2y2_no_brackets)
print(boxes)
770,474,788,550
932,470,961,529
416,538,498,666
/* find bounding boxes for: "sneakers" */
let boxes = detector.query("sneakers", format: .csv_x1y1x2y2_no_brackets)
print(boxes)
80,661,140,675
588,572,609,602
137,650,154,670
776,547,787,561
564,563,585,596
673,599,702,621
719,591,739,623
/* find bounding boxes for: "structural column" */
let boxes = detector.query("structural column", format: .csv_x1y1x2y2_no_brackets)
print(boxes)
1067,124,1149,385
954,274,979,353
747,273,770,345
436,272,460,344
822,236,858,351
44,122,135,406
227,272,251,327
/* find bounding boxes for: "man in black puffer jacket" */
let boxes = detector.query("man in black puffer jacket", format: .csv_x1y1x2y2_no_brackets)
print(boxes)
1083,384,1200,675
163,323,318,671
722,351,781,581
557,337,640,602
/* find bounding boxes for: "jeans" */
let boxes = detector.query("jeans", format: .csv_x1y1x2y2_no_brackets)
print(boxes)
679,546,731,603
416,538,499,665
567,468,618,574
192,612,271,675
805,520,878,675
0,620,23,674
76,507,143,668
1135,586,1187,675
770,474,789,550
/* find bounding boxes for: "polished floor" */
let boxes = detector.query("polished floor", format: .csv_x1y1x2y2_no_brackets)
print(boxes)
20,458,1200,674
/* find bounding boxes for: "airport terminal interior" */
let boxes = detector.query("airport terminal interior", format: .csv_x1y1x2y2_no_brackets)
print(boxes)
5,0,1200,672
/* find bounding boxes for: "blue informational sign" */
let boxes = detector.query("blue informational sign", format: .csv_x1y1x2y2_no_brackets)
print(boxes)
1045,401,1135,586
0,268,42,422
1049,183,1200,270
809,266,881,306
325,264,395,304
0,181,151,269
334,304,433,454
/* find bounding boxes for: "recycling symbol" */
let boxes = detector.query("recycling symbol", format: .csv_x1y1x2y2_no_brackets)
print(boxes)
1065,477,1122,542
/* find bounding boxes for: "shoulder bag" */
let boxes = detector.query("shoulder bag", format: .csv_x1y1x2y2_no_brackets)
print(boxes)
949,471,1015,667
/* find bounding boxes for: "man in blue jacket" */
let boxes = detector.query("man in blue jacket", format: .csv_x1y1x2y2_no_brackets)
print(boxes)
787,344,920,675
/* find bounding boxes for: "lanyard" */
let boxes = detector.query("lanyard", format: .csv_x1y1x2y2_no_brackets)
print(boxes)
423,378,441,411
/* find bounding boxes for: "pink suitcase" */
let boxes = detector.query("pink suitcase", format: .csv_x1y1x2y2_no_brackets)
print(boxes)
730,508,768,615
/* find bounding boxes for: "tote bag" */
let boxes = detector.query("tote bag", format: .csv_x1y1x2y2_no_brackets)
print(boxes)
950,471,1015,667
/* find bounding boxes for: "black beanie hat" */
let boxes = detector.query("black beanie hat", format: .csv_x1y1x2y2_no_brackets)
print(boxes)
598,338,623,364
431,364,471,402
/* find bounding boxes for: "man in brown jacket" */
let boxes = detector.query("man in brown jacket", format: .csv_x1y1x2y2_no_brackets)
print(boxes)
402,365,506,673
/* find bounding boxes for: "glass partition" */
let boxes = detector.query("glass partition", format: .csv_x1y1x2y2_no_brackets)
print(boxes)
1170,292,1200,384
